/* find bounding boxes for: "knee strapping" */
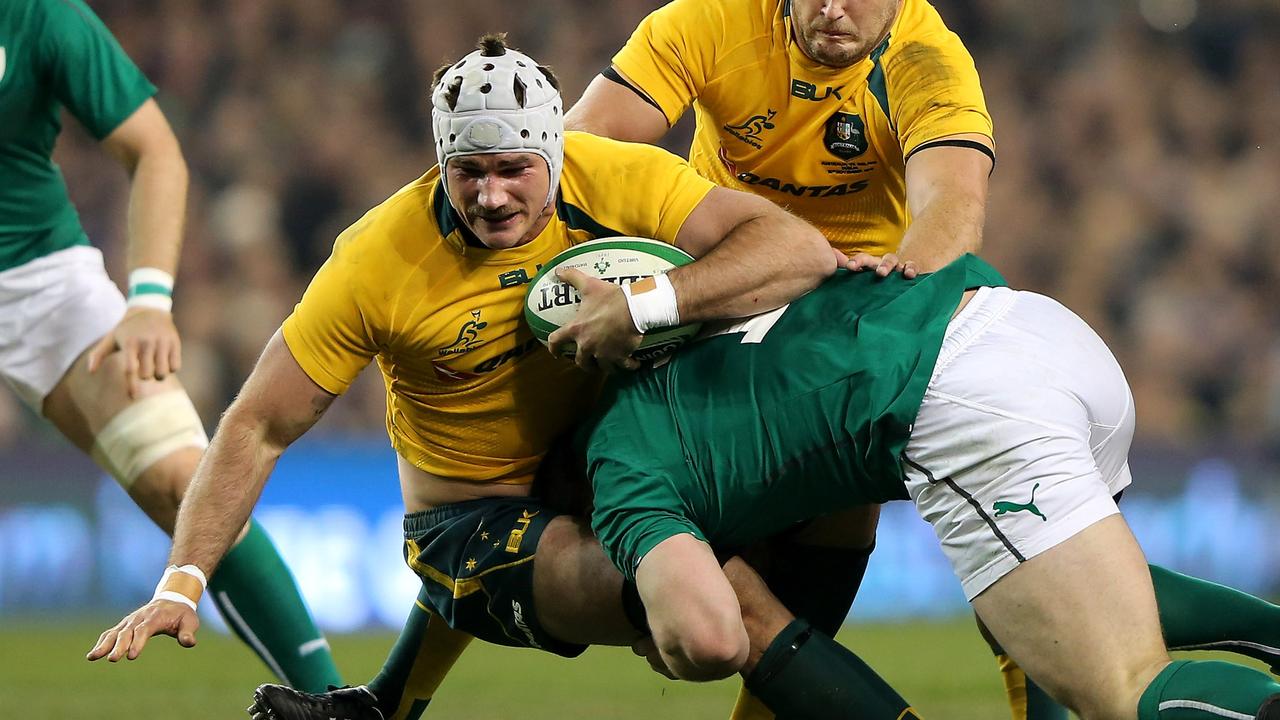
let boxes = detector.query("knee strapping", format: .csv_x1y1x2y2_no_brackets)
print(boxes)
90,390,208,487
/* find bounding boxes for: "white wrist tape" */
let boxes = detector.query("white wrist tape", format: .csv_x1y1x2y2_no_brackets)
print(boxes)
127,267,174,312
152,564,207,611
621,273,681,333
154,590,198,612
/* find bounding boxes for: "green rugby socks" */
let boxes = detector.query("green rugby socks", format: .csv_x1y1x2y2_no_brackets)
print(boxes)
1138,660,1280,718
207,519,342,692
368,588,473,720
1150,564,1280,670
745,619,919,719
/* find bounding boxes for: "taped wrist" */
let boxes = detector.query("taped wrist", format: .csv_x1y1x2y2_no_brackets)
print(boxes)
621,273,680,332
153,564,207,611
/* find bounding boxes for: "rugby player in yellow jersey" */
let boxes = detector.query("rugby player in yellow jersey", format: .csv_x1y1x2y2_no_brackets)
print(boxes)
88,34,931,720
564,0,1024,718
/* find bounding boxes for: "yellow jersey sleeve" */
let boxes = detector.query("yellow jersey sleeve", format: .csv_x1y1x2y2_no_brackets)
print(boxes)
281,220,382,395
560,132,716,244
610,0,728,127
884,3,993,157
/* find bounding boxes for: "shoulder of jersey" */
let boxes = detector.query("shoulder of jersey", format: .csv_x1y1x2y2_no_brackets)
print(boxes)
333,173,441,257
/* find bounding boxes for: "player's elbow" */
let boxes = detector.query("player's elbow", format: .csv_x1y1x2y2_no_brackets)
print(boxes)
794,225,840,285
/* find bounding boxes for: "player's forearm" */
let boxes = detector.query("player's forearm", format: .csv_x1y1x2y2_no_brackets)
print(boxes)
670,212,835,321
123,142,188,275
167,411,283,575
896,187,986,272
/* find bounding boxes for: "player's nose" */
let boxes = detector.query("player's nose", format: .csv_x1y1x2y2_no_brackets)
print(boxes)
477,177,510,208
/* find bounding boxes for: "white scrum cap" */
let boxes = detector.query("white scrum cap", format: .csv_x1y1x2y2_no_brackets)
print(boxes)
432,35,564,210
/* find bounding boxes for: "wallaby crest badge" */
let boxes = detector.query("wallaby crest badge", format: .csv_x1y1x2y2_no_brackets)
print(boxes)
824,111,867,159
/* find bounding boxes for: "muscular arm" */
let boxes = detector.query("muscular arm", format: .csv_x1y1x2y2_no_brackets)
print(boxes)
88,331,342,662
168,331,337,576
100,98,188,276
549,187,834,369
896,133,993,272
669,187,837,321
565,69,670,144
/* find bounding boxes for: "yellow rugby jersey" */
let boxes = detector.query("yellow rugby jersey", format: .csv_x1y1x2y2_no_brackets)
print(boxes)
282,131,715,486
612,0,993,254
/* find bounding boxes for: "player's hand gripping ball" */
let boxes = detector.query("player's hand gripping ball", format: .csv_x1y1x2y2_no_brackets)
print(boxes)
524,237,701,362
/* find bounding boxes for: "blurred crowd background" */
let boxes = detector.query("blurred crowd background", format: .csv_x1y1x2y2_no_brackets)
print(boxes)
3,0,1278,457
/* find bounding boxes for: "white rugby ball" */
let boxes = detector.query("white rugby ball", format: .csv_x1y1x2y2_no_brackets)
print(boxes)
524,237,702,362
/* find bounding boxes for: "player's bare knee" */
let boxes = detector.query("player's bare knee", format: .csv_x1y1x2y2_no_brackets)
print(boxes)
656,622,749,681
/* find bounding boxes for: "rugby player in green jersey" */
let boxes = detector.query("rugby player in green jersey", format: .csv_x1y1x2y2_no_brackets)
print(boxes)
0,0,338,690
585,255,1280,720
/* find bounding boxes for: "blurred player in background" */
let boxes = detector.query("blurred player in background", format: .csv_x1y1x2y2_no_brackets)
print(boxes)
0,0,339,691
584,254,1280,720
89,34,924,720
565,0,1008,716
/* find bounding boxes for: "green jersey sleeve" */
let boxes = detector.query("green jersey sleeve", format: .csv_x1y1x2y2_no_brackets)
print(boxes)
36,0,156,140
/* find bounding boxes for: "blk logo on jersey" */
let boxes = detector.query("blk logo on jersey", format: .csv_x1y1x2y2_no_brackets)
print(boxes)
824,112,868,159
438,310,488,356
791,79,843,102
722,109,777,149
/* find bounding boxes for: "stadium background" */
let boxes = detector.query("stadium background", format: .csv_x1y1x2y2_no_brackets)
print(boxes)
2,0,1278,717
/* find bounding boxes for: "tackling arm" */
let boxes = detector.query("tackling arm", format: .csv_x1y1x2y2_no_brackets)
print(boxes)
548,188,835,370
669,186,838,321
896,133,993,272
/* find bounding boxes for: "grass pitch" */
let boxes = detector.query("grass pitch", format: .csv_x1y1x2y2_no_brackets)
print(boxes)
4,616,1006,719
4,616,1270,719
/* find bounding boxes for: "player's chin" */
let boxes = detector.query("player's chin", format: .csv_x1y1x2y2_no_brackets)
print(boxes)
808,38,863,67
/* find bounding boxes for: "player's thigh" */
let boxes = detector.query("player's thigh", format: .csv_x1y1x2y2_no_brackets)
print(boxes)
972,514,1168,718
0,247,125,447
44,350,189,450
532,514,637,646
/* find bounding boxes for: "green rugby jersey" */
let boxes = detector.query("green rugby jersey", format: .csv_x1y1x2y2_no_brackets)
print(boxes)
0,0,155,271
587,254,1006,559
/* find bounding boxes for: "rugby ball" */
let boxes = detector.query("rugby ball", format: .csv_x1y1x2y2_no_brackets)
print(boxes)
524,237,702,362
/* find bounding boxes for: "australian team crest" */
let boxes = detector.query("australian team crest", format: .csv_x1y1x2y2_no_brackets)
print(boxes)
824,112,867,159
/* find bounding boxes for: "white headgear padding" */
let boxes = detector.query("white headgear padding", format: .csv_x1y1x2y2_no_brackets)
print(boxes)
432,39,564,212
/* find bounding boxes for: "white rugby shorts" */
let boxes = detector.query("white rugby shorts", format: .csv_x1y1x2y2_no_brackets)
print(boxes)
902,286,1135,600
0,246,127,409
